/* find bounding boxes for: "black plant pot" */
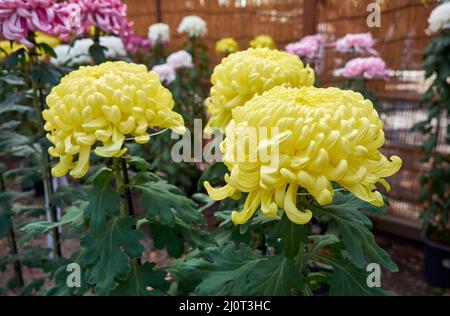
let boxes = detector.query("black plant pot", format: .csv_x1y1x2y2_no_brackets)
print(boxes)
423,235,450,288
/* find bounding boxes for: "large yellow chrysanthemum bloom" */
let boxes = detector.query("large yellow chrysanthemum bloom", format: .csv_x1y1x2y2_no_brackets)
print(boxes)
205,48,315,133
215,37,240,55
250,35,276,49
205,86,402,225
43,61,186,179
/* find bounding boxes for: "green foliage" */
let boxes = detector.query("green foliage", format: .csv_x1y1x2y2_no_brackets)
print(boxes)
112,262,169,296
324,256,393,296
270,214,308,259
418,30,450,242
84,168,121,232
21,203,86,234
134,172,210,257
82,216,144,295
177,243,303,296
312,192,397,272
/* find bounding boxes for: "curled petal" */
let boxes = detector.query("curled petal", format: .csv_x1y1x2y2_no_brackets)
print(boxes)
284,184,313,224
231,191,261,225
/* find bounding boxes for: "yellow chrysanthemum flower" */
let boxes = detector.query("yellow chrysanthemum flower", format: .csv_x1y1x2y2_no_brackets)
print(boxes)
0,41,23,61
35,32,61,48
250,35,276,49
205,48,315,133
215,37,240,55
205,86,402,225
43,61,186,179
1,34,59,61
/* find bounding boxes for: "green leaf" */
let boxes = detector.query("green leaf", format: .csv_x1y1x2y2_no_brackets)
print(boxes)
111,262,169,296
270,214,307,258
0,93,31,115
307,234,341,255
89,44,107,64
319,255,394,296
149,223,185,258
31,63,68,86
84,168,120,232
20,277,45,296
189,244,267,296
21,203,86,234
0,74,25,85
181,243,304,296
137,177,202,226
3,48,25,70
0,191,32,238
38,42,57,58
314,192,397,272
44,262,88,296
83,217,144,295
250,256,304,296
0,206,11,239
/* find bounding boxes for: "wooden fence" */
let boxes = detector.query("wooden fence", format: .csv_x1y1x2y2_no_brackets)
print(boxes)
123,0,441,237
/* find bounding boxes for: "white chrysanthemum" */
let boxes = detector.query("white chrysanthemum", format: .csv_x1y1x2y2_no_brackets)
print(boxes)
51,39,93,66
152,64,176,85
51,37,126,66
167,50,194,69
148,23,170,45
177,15,207,38
427,2,450,34
100,36,127,59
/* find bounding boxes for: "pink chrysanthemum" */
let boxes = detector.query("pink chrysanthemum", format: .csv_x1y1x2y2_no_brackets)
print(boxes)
285,34,326,60
343,57,390,80
0,0,72,47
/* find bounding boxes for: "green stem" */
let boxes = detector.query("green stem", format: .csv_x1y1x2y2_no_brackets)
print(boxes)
27,41,61,258
113,158,128,217
0,174,24,288
113,157,141,265
121,157,135,217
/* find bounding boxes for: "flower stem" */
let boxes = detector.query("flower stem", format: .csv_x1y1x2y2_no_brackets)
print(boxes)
121,158,135,217
0,174,24,288
113,157,141,265
27,44,62,258
113,157,135,217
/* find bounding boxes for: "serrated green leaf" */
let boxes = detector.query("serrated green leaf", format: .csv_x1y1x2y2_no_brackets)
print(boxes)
111,262,168,296
191,244,267,296
137,178,201,226
83,217,144,295
182,243,304,296
314,192,397,272
250,256,304,296
318,255,394,296
21,203,86,234
84,169,120,232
